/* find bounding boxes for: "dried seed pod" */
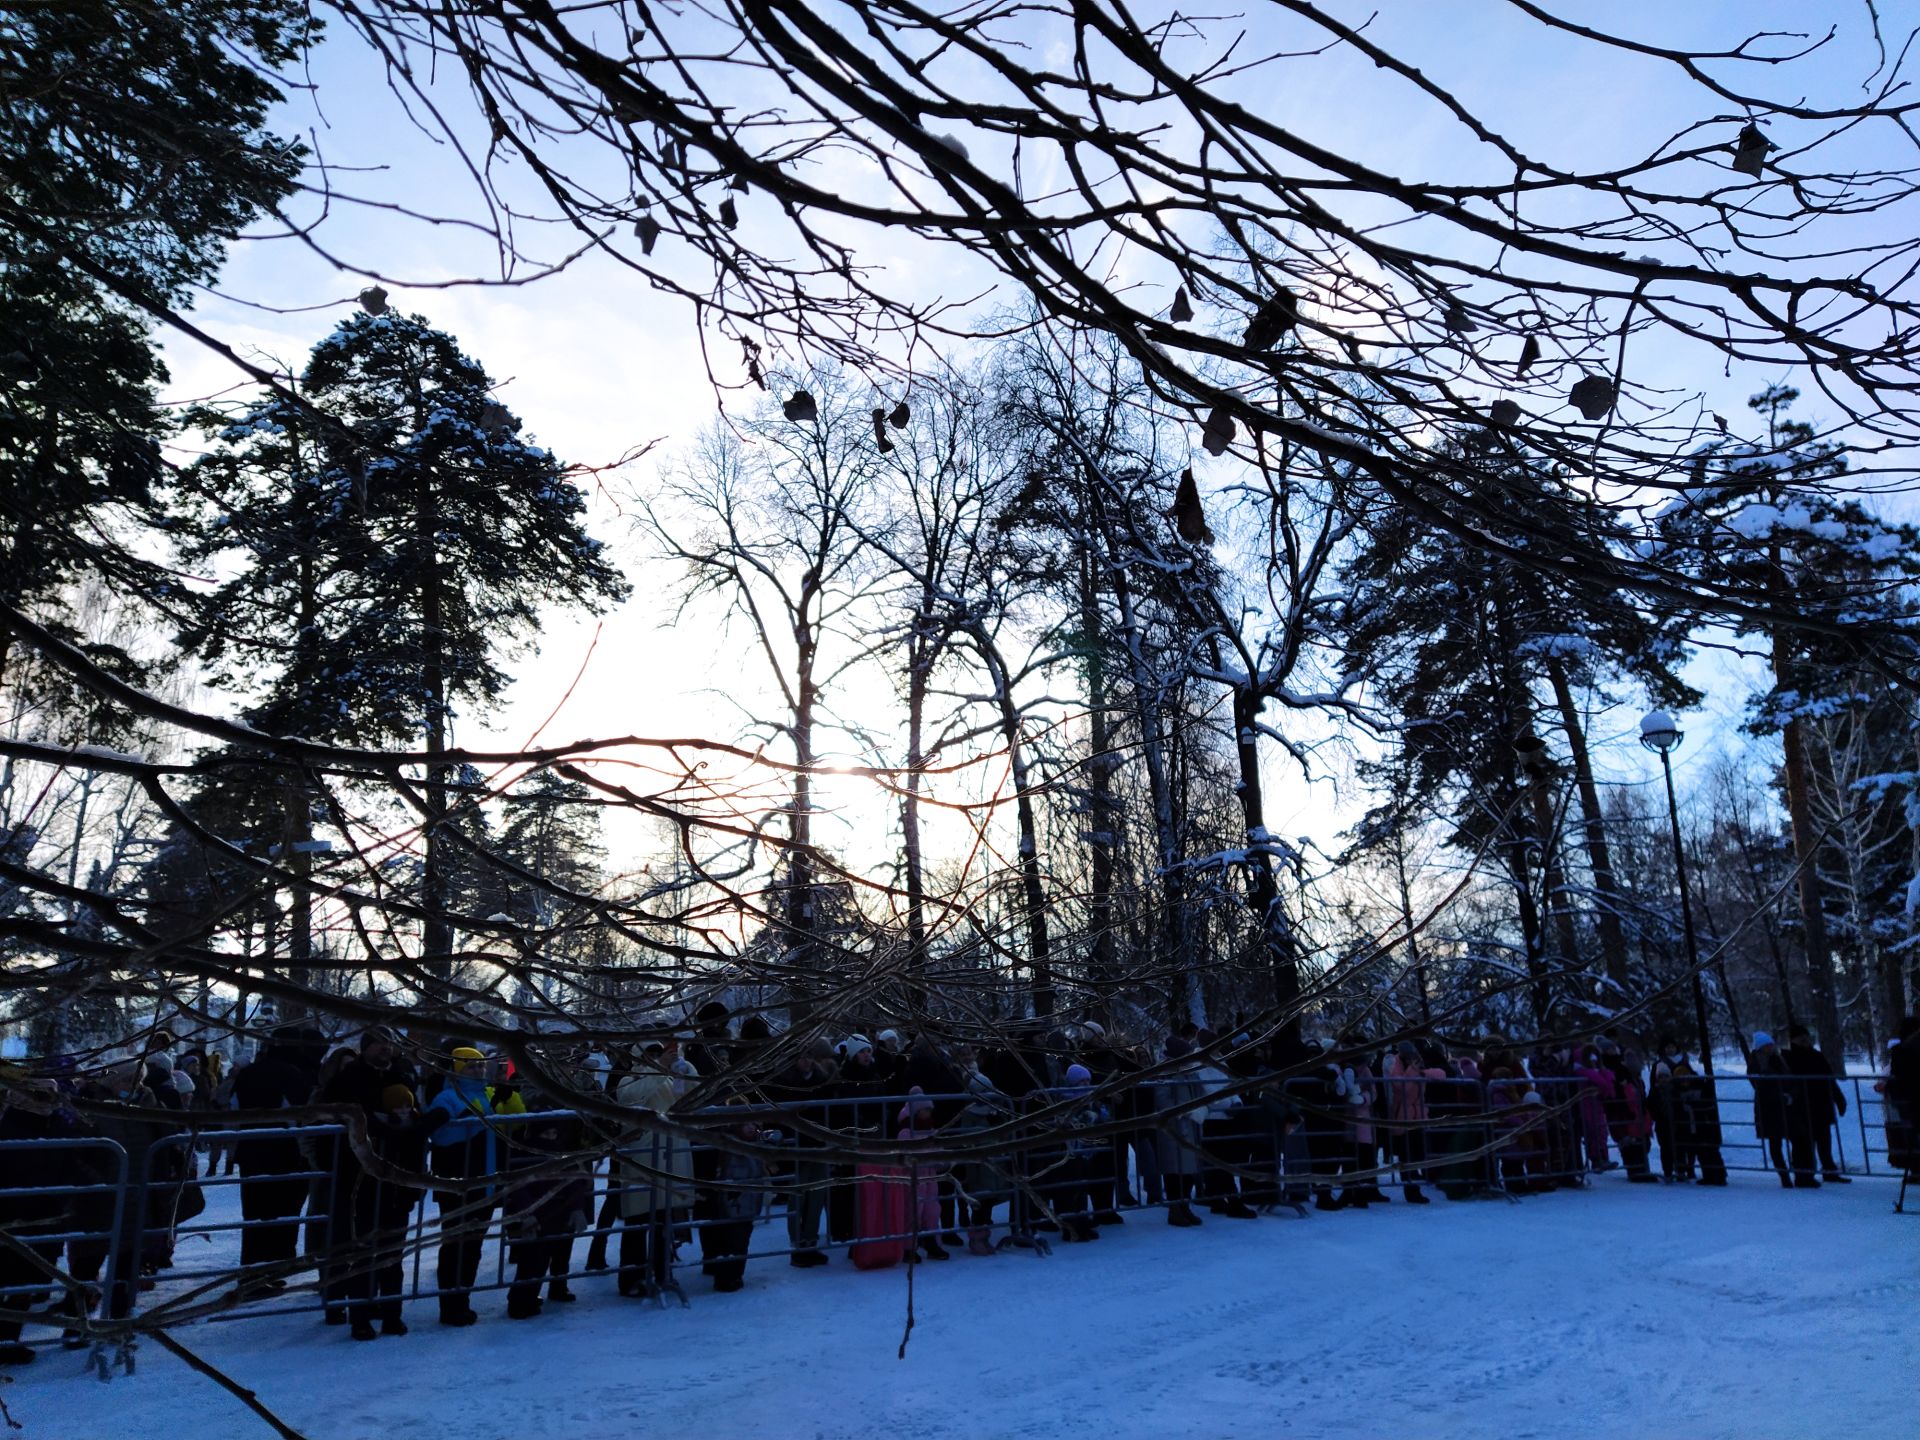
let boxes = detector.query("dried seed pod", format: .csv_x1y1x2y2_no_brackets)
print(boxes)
888,401,910,429
1169,286,1194,324
357,286,389,316
1444,301,1477,334
1201,405,1235,455
1517,334,1541,375
783,389,818,423
1171,468,1213,544
634,214,662,255
718,196,738,229
872,407,894,453
1243,289,1299,351
1568,375,1615,421
1731,122,1774,178
1488,399,1522,428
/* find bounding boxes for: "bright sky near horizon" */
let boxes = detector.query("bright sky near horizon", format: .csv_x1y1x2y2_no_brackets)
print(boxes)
154,1,1904,878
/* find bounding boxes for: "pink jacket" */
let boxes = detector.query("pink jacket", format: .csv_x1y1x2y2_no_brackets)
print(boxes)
1385,1055,1445,1125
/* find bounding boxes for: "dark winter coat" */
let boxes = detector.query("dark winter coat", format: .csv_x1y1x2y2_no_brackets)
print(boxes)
1671,1073,1724,1149
1781,1044,1846,1133
502,1103,592,1238
1749,1049,1792,1140
230,1046,320,1175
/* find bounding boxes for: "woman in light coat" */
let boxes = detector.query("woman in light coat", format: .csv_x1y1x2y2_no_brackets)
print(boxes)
614,1041,695,1295
1153,1036,1207,1227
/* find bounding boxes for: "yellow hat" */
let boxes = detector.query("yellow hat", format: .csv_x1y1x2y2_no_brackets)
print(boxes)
380,1084,415,1111
450,1046,486,1072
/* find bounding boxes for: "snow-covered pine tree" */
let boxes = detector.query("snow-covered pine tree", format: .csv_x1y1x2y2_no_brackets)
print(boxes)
1339,444,1696,1025
1657,384,1920,1051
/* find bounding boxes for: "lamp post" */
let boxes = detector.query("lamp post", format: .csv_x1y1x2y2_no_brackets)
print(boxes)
1640,710,1715,1077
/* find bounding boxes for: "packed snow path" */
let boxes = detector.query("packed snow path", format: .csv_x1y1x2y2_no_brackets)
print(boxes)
10,1176,1914,1440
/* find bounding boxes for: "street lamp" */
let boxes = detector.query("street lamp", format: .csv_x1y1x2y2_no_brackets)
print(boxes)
1639,710,1715,1077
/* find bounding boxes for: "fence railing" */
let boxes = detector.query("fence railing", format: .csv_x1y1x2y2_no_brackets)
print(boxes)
3,1071,1910,1373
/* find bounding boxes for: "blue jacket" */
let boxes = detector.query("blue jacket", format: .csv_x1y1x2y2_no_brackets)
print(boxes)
426,1075,498,1181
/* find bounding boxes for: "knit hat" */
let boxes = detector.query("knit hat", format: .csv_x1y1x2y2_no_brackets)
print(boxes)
381,1084,415,1112
875,1029,901,1051
897,1084,932,1127
450,1046,486,1072
147,1052,174,1074
1065,1063,1093,1087
1751,1031,1774,1049
841,1034,873,1059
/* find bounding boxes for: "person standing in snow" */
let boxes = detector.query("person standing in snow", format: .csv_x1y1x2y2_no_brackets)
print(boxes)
1747,1032,1796,1187
424,1046,502,1325
768,1037,838,1268
1782,1024,1851,1185
1602,1047,1656,1183
1384,1040,1443,1203
1155,1035,1207,1226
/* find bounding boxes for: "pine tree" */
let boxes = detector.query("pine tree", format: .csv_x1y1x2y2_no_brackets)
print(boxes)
1658,384,1920,1049
0,1,314,714
1340,445,1696,1024
173,311,629,992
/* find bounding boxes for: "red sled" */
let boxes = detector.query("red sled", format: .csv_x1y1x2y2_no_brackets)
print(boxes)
850,1163,912,1270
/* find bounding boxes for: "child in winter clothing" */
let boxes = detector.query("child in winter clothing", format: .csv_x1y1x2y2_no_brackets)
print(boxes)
896,1087,949,1260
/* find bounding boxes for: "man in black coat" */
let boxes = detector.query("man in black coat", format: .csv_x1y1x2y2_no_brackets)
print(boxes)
318,1028,418,1325
1782,1024,1851,1185
230,1028,324,1275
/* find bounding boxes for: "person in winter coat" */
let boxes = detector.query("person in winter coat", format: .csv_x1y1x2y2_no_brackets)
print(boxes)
1668,1059,1727,1186
0,1071,71,1366
1747,1032,1796,1186
344,1083,431,1339
1782,1025,1851,1184
500,1086,593,1321
767,1038,837,1267
951,1048,1013,1254
1384,1041,1443,1204
1602,1050,1656,1182
1192,1037,1257,1219
423,1047,502,1325
895,1087,952,1258
318,1028,417,1326
1570,1044,1617,1173
231,1028,324,1279
830,1035,888,1243
613,1041,694,1296
1154,1035,1207,1226
1334,1050,1388,1207
1876,1017,1918,1176
702,1102,766,1292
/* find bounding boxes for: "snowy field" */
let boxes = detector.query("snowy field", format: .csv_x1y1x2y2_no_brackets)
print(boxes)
8,1172,1914,1440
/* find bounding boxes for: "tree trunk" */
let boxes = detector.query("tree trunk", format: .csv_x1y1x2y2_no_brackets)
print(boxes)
1110,569,1191,1027
418,463,453,991
1775,649,1842,1049
1231,685,1301,1040
1078,545,1116,1010
901,607,930,970
971,625,1051,1017
1545,656,1630,990
1529,779,1581,972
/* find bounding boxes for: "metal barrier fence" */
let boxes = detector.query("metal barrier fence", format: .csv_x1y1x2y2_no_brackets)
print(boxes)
3,1071,1910,1372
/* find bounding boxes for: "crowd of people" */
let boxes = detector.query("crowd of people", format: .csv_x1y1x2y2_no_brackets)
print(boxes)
2,1007,1915,1364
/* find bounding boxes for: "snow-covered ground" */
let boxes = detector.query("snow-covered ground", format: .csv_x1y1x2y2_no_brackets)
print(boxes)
8,1172,1914,1440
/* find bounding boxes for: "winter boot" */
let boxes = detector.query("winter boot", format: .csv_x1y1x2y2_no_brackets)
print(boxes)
1167,1202,1202,1227
920,1237,951,1260
381,1318,409,1337
350,1319,378,1342
1404,1184,1430,1204
967,1230,997,1257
